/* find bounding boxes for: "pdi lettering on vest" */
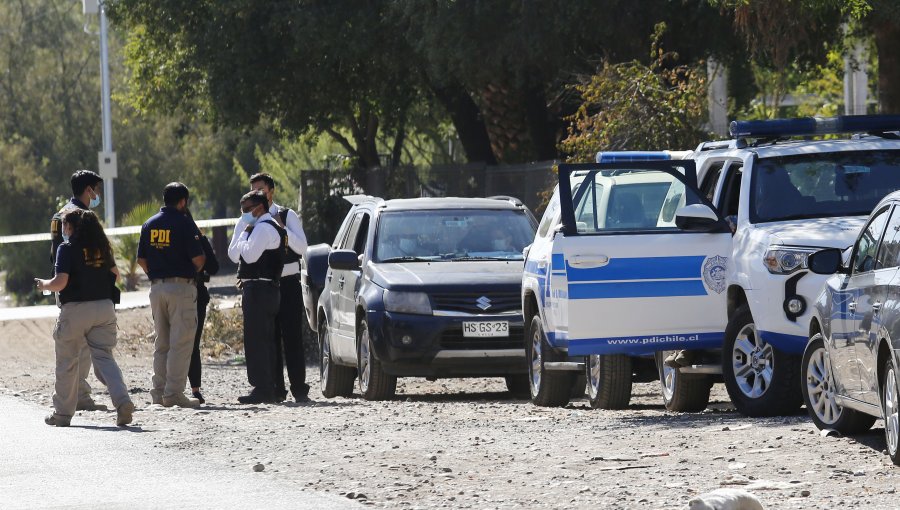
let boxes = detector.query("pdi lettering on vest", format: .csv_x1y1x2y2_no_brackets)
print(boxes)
150,229,171,247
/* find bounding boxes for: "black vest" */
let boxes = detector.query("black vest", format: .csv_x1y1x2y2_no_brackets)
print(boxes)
237,220,287,280
59,241,113,305
278,207,301,265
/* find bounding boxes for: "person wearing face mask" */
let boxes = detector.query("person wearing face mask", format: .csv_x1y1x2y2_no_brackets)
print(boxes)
228,190,288,404
47,170,105,412
36,209,134,427
137,183,206,408
230,173,310,403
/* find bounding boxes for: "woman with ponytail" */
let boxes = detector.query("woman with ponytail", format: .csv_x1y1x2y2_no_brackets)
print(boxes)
36,209,135,427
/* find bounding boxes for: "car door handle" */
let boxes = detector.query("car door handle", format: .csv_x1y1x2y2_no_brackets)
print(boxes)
848,302,857,312
338,276,345,289
568,255,610,268
872,301,882,312
326,273,333,281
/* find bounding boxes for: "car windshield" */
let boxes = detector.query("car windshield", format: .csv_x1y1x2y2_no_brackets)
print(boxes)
751,150,900,223
374,209,536,262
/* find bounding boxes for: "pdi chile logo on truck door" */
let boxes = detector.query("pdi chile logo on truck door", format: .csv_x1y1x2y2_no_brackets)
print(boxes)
702,255,728,295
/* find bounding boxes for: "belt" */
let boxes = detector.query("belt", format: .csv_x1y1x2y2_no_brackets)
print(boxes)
151,277,194,285
238,278,279,288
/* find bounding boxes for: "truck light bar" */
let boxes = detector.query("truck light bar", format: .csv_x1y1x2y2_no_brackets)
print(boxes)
730,115,900,139
595,151,671,163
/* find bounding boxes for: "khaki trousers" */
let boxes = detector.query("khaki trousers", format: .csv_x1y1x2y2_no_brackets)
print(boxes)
149,281,198,399
52,300,130,418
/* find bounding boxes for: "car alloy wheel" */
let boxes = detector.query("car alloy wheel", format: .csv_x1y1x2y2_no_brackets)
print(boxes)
320,327,332,392
805,341,841,425
884,362,899,463
660,352,676,402
731,322,774,398
529,322,543,397
359,327,372,394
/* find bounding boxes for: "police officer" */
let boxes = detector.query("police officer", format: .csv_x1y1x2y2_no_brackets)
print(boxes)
36,209,134,427
186,209,219,404
232,173,309,402
137,183,206,408
228,190,287,404
48,170,105,412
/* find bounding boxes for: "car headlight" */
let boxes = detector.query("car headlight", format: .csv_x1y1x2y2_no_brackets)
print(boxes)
763,247,818,275
383,290,432,315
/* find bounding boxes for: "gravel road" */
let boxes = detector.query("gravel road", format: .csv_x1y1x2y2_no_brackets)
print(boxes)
1,308,898,509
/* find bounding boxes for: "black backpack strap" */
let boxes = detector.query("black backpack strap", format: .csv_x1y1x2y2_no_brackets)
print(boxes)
278,206,289,226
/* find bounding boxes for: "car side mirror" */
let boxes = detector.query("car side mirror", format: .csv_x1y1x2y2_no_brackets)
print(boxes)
328,249,360,271
674,204,723,232
808,248,844,275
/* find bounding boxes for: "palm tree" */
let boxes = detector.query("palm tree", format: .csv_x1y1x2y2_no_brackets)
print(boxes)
115,201,159,291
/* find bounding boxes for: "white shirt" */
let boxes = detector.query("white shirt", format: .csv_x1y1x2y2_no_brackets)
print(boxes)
228,213,283,268
229,203,308,276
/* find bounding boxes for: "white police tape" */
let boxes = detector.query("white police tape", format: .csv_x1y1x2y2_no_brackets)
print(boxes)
0,218,239,245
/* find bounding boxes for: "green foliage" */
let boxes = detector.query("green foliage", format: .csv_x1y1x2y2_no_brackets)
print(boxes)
560,36,711,162
115,201,157,290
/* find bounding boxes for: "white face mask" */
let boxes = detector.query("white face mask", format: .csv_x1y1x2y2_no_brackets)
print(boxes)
399,237,417,254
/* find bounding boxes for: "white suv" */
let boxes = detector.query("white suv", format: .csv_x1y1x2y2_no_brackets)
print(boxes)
522,116,900,416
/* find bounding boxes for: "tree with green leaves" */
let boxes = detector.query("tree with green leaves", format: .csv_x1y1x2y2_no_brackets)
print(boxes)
715,0,900,113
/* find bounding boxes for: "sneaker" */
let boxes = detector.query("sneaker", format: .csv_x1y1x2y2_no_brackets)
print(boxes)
191,390,206,405
44,413,71,427
162,394,201,408
116,401,135,426
149,389,163,405
664,350,695,368
76,399,108,411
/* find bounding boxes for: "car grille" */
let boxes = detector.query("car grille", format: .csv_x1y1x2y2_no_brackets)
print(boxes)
439,327,525,350
431,291,520,314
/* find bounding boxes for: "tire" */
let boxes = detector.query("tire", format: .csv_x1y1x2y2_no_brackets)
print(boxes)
881,355,900,466
655,351,711,412
526,315,575,407
504,375,530,399
357,320,396,401
318,320,355,398
722,305,802,417
800,333,874,433
586,354,632,410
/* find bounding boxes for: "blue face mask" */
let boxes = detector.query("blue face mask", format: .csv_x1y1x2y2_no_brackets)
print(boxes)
241,211,258,226
89,190,101,209
62,232,70,242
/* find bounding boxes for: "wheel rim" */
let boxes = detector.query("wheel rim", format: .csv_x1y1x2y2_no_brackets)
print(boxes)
319,326,331,391
529,325,543,396
658,351,676,401
588,355,601,399
731,322,774,398
805,343,842,425
359,327,371,393
885,366,899,456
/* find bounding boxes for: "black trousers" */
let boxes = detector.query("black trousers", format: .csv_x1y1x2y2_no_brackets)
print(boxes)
273,275,309,398
241,281,280,395
188,286,210,389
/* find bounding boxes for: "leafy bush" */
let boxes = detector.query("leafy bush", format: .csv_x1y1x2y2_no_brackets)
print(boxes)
559,26,711,162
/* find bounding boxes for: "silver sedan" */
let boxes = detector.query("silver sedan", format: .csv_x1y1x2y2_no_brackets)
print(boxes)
803,190,900,466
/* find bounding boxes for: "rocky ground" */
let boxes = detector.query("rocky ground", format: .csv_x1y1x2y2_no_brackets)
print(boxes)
2,306,899,509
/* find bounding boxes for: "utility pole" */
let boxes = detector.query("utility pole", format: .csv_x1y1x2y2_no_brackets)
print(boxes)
84,0,117,226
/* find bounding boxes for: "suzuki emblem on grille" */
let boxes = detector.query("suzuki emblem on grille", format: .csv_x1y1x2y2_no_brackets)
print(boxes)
476,296,492,310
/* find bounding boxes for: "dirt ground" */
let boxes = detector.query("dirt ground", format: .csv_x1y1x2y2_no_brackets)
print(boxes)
2,307,899,509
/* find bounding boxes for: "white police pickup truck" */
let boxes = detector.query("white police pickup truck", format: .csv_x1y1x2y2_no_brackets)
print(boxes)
522,115,900,416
